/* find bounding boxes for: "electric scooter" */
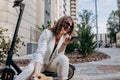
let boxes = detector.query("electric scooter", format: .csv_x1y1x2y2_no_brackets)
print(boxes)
1,0,24,80
0,0,75,80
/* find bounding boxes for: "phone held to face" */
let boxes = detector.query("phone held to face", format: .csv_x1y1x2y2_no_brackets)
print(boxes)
71,37,79,41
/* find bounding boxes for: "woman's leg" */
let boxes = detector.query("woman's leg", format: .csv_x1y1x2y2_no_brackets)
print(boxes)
15,63,34,80
46,54,69,80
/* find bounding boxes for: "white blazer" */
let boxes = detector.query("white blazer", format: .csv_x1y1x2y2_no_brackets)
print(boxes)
32,29,67,65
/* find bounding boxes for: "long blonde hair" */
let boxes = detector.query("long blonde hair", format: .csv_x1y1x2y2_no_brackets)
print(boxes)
49,16,74,36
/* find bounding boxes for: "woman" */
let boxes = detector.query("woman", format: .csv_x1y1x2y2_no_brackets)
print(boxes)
15,16,74,80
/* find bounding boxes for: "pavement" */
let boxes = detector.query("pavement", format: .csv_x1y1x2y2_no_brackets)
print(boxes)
1,48,120,80
71,48,120,80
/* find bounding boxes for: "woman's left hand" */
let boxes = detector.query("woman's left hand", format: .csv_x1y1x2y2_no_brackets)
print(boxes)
63,35,72,45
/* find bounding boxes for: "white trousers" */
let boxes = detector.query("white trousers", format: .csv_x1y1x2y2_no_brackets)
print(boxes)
15,54,69,80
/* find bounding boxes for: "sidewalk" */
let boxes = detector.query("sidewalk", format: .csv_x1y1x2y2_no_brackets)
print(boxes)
1,48,120,80
71,48,120,80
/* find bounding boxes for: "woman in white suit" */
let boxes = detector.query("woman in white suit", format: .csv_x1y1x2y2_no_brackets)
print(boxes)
15,16,74,80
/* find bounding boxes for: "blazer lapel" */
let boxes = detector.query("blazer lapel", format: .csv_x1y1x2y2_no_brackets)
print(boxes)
50,36,55,54
56,35,65,50
48,35,65,62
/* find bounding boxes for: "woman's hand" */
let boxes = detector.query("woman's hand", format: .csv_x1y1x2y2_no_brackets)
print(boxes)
30,62,42,79
63,35,72,45
31,73,38,79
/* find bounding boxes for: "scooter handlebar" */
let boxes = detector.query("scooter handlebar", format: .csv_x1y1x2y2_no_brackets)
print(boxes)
13,0,23,7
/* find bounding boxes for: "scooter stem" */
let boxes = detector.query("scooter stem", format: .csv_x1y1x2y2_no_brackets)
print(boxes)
5,2,25,67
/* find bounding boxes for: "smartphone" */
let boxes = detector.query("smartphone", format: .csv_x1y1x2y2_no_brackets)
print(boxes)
71,37,79,41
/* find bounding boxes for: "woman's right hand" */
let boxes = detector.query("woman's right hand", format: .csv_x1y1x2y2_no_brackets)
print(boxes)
31,62,42,79
63,35,72,45
31,73,38,79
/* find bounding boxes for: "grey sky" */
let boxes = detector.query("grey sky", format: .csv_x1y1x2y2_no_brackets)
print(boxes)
77,0,118,34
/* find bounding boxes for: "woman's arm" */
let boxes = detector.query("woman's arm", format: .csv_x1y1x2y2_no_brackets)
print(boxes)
32,62,42,77
34,30,48,64
32,29,48,77
58,35,72,53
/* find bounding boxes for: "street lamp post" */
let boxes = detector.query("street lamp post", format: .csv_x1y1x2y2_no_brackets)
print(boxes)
95,0,99,51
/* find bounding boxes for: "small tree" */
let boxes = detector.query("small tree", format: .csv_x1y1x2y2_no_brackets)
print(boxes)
36,21,51,32
77,10,97,57
107,10,120,44
77,24,97,57
0,27,23,62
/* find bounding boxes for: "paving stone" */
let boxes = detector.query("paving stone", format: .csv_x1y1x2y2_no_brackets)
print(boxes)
70,48,120,80
1,48,120,80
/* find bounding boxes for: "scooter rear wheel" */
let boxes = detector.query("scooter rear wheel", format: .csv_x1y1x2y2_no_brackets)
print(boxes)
68,64,75,79
1,68,15,80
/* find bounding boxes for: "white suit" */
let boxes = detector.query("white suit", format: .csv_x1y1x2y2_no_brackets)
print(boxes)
15,29,69,80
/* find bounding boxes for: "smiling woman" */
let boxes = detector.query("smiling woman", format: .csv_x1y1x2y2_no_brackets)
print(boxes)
15,16,75,80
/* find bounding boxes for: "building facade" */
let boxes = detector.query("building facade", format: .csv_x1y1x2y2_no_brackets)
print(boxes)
50,0,71,25
50,0,78,27
94,33,110,47
70,0,78,27
0,0,77,55
0,0,47,55
116,32,120,47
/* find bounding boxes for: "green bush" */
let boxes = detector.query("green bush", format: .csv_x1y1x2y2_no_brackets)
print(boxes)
0,27,23,62
77,10,97,57
65,10,97,57
65,41,79,54
77,25,97,57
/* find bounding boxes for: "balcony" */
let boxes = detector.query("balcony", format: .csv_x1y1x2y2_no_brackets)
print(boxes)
71,10,76,13
71,11,76,15
71,8,76,11
71,1,76,4
71,5,76,8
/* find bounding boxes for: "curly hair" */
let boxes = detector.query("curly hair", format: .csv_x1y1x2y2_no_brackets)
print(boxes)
49,16,74,36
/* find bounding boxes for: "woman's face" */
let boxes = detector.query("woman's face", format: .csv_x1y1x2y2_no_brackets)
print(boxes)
60,19,73,35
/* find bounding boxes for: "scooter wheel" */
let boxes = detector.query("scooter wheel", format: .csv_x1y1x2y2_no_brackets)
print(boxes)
68,64,75,79
1,68,15,80
1,72,14,80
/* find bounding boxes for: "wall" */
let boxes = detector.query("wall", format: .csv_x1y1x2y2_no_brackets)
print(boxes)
0,0,40,55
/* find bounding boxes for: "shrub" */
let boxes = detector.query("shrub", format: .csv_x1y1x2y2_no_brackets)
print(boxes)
77,10,97,57
77,25,97,57
65,41,79,54
0,27,23,62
